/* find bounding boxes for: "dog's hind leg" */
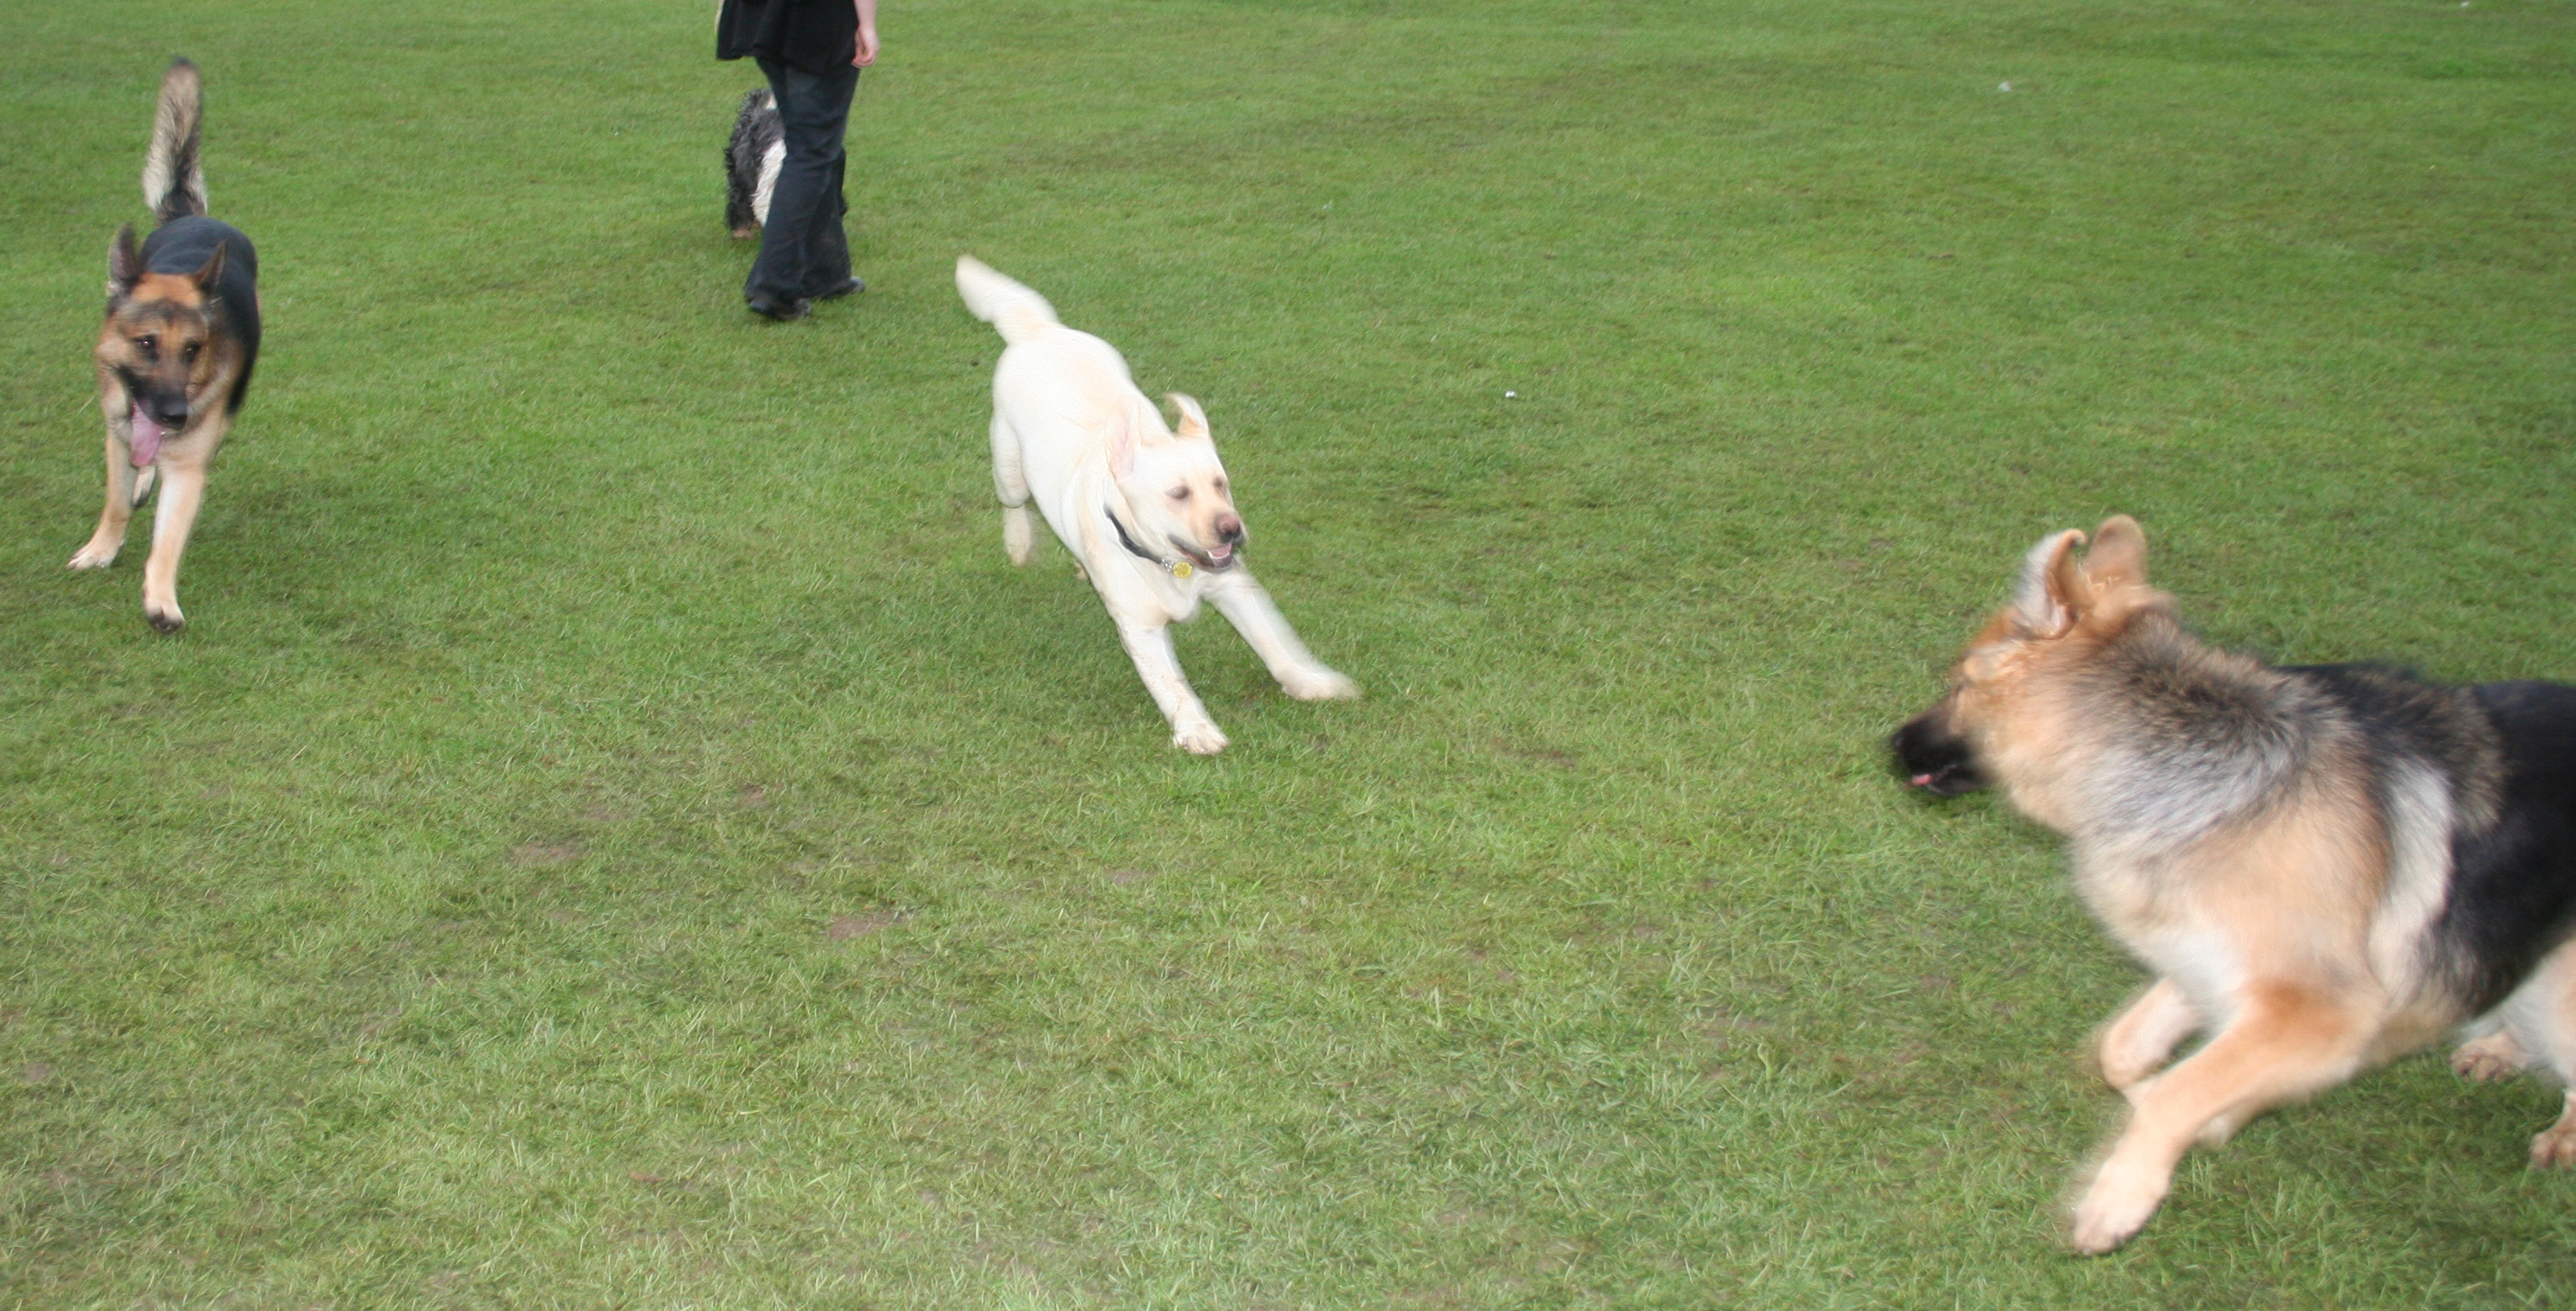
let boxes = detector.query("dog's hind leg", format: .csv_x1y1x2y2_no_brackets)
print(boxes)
138,442,213,633
2068,980,2374,1254
2530,1091,2576,1169
2450,1028,2530,1082
991,413,1036,566
1204,570,1359,702
2499,941,2576,1168
68,426,137,570
2098,978,2200,1095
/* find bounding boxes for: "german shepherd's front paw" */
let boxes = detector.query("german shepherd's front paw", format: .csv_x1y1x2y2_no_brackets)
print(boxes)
2449,1032,2530,1083
2067,1168,2166,1255
1280,666,1359,701
1171,718,1228,755
68,540,122,570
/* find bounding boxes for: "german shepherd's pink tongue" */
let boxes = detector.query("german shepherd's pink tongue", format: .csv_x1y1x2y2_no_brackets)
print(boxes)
127,407,164,468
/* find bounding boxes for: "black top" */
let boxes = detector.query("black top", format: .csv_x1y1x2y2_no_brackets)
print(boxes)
717,0,858,76
137,215,261,413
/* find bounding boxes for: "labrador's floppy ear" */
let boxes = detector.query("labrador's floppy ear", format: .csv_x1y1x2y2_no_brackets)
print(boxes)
1167,392,1210,440
2011,529,2087,638
2083,515,2149,591
1107,409,1138,479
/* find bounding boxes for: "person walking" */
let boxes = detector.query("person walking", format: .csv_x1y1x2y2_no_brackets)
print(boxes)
718,0,881,321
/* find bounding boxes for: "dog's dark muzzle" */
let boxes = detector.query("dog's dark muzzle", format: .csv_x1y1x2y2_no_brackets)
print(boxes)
1890,712,1986,796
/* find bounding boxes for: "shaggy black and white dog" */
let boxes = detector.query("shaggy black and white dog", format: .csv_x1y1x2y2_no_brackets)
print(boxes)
724,87,784,240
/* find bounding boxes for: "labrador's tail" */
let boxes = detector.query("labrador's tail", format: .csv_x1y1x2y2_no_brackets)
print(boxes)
956,256,1059,346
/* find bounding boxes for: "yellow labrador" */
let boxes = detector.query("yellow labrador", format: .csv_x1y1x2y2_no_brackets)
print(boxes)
957,256,1357,753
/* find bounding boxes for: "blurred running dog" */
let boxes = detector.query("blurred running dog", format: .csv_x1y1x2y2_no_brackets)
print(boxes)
71,58,261,633
725,87,783,240
1894,517,2576,1254
956,256,1358,754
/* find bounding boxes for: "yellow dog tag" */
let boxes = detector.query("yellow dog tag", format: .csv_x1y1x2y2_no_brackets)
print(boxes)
1172,560,1194,579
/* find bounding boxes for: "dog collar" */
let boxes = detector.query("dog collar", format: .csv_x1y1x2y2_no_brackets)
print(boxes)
1105,503,1194,579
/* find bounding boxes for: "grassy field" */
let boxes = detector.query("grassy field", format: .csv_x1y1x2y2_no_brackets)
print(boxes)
4,0,2574,1305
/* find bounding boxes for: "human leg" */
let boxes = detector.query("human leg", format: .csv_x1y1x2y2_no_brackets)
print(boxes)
745,57,858,310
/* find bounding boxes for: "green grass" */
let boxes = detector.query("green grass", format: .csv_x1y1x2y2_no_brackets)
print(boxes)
4,0,2574,1304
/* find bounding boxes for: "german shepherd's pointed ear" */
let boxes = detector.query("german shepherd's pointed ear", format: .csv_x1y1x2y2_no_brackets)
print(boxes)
107,224,143,295
190,240,228,289
2083,515,2149,591
2013,528,2086,638
1167,393,1211,441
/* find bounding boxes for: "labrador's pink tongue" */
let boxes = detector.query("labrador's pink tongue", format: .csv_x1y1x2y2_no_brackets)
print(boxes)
127,407,164,468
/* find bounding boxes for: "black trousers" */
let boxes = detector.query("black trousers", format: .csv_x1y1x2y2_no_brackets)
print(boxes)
746,56,860,304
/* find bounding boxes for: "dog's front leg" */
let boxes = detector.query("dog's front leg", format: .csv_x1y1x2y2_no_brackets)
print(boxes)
139,450,211,633
2097,978,2199,1095
69,428,137,570
2068,981,2371,1254
1206,570,1358,702
1116,619,1226,754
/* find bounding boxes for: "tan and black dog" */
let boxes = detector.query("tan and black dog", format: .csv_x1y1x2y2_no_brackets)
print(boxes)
1894,517,2576,1253
70,58,261,633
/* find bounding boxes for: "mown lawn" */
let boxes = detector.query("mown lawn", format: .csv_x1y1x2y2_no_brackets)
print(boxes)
3,1,2573,1306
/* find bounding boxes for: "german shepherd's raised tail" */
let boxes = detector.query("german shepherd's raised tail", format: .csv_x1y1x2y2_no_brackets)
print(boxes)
70,58,261,633
1893,517,2576,1254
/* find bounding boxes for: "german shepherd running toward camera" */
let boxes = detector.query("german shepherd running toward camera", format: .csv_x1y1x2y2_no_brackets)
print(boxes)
1893,517,2576,1254
70,58,261,633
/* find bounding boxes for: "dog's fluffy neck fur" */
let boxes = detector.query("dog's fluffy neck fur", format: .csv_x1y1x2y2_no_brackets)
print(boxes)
2014,608,2322,852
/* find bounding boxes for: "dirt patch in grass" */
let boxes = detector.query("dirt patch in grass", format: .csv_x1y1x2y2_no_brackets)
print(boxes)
828,909,908,941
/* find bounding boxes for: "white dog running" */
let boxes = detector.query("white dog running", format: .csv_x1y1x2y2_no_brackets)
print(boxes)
957,256,1358,753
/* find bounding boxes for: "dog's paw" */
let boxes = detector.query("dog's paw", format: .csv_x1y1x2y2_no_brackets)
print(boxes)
2530,1122,2576,1171
1003,506,1035,566
1280,666,1360,702
145,602,186,634
67,541,121,570
2067,1168,2166,1256
2099,1049,2163,1097
2451,1033,2530,1083
1172,720,1228,755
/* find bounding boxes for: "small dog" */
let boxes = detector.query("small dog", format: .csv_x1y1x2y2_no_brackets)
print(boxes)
71,58,261,633
1894,517,2576,1254
725,87,783,240
955,256,1358,753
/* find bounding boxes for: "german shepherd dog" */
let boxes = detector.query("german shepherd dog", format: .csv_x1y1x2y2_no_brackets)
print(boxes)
69,59,261,633
724,86,784,240
1894,517,2576,1253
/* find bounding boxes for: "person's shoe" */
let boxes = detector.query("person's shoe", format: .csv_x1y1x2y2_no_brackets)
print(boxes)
747,294,811,321
812,277,865,301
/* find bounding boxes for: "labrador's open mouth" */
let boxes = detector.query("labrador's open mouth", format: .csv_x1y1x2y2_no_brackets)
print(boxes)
1175,540,1239,572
